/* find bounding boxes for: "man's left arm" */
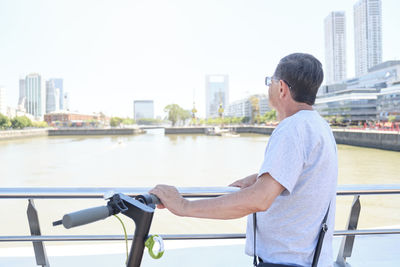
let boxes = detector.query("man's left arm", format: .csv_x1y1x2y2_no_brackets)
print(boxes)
149,173,285,220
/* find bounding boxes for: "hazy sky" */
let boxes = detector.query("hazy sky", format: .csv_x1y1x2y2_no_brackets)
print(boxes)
0,0,399,118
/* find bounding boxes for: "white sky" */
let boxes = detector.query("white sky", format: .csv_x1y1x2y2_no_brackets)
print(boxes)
0,0,399,118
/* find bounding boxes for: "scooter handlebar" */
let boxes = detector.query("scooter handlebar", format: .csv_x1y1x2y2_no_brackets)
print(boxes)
135,194,161,206
54,193,160,229
61,205,113,229
149,194,161,205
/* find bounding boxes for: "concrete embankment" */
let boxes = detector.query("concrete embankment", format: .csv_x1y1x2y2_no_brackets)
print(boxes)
164,127,207,134
164,126,276,135
165,126,400,151
332,129,400,151
232,126,275,135
0,129,48,140
0,128,144,140
48,128,143,136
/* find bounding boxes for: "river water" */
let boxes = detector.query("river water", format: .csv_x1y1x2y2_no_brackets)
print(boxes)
1,129,400,241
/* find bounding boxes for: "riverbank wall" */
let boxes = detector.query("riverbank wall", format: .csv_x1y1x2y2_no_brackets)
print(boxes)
164,126,276,135
0,128,144,140
0,129,48,140
332,129,400,151
164,127,207,134
48,128,143,136
165,126,400,151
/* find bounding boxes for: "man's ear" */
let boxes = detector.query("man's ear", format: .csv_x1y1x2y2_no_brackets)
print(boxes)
279,80,287,98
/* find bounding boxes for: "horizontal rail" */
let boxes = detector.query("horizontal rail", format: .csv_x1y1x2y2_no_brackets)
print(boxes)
0,187,238,199
0,234,245,242
2,229,400,242
1,185,400,199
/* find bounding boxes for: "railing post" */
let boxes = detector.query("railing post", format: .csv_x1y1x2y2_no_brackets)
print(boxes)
334,195,361,267
27,199,50,267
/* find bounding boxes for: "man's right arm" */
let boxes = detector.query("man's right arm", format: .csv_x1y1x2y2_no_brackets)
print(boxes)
149,172,285,220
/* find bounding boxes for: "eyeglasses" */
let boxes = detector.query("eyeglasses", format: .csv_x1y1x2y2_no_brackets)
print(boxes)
265,76,293,89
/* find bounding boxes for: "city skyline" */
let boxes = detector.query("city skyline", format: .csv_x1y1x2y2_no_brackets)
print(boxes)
0,0,399,118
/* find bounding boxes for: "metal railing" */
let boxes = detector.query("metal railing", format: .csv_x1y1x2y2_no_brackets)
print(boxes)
1,185,400,267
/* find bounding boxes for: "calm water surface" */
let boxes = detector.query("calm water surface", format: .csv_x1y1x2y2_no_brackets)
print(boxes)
1,129,399,240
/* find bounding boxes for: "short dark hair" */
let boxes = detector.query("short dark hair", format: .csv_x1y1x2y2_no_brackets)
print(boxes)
273,53,323,105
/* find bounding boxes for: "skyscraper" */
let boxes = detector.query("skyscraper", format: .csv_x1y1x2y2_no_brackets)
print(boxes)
354,0,382,76
46,80,60,113
49,78,64,110
324,11,346,84
205,75,229,118
134,100,154,120
0,87,6,115
25,73,45,119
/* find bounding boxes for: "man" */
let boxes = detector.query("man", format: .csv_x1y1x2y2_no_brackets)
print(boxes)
150,53,338,266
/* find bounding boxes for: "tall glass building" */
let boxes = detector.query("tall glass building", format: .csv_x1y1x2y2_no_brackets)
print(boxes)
324,11,346,84
205,75,229,118
25,73,45,119
354,0,382,76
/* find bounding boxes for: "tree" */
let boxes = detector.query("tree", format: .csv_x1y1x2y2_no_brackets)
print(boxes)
137,118,163,125
180,109,191,124
122,117,135,125
232,117,244,124
164,104,180,126
11,116,32,129
262,110,277,122
0,113,11,130
110,117,123,127
164,104,190,126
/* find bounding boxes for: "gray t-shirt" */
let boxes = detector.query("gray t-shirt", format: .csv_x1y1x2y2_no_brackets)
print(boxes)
245,110,338,267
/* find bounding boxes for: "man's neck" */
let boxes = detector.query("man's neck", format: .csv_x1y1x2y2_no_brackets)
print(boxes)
277,102,313,121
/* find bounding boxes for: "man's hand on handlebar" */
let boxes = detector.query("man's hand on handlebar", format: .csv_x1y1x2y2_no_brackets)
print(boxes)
149,185,188,216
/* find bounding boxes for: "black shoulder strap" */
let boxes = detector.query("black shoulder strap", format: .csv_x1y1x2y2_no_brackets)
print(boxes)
311,203,331,267
253,212,258,266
